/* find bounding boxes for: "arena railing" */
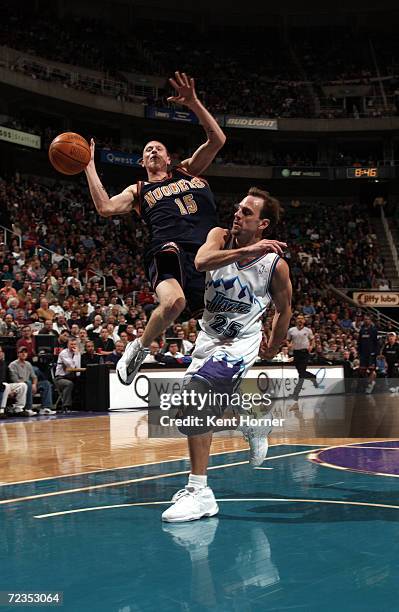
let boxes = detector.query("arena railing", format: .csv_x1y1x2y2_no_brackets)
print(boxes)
0,225,22,249
84,268,106,291
35,244,71,267
329,285,399,333
380,207,399,279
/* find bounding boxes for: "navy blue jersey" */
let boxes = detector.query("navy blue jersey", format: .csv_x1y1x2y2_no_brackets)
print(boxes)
358,323,378,355
137,166,217,250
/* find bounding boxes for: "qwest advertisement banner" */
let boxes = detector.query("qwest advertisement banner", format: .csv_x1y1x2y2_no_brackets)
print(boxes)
0,125,41,149
146,106,198,123
100,149,141,167
109,365,344,410
353,292,399,307
224,116,278,130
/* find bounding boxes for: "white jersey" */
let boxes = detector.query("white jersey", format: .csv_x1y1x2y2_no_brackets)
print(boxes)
201,251,280,340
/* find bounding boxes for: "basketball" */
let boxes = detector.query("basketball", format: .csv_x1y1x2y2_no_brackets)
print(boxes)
48,132,91,175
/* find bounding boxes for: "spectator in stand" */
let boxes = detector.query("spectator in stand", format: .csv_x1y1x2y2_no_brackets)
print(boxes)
14,307,29,328
55,329,70,355
81,340,102,367
69,323,80,340
86,314,103,340
55,338,82,411
49,298,65,317
0,313,19,337
274,346,292,362
39,319,59,337
0,345,28,417
119,331,129,346
104,341,125,367
17,281,32,304
53,314,69,335
77,328,89,352
2,279,17,300
187,331,197,347
143,341,161,364
94,327,115,356
176,329,193,355
16,325,37,361
302,298,316,316
137,286,156,314
164,341,184,359
36,298,55,321
9,347,55,415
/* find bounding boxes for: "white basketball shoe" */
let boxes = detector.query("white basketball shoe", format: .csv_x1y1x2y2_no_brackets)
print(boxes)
237,413,271,467
162,486,219,522
116,338,149,385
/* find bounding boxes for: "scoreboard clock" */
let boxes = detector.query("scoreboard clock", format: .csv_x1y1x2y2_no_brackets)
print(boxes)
346,167,378,178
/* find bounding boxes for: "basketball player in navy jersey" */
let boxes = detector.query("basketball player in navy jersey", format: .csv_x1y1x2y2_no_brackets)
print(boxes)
84,72,226,384
162,188,291,522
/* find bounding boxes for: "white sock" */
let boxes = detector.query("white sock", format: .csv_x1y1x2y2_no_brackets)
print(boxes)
188,473,207,490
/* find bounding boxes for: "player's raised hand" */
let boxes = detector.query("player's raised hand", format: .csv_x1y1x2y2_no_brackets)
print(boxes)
244,239,287,258
167,71,199,108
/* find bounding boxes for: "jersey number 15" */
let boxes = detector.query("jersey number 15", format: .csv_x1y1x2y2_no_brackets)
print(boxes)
175,194,198,215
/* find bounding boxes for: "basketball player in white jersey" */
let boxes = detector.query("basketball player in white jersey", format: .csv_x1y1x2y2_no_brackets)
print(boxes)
162,187,292,522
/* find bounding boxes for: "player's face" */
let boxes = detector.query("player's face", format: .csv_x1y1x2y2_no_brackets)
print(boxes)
142,141,170,173
232,196,268,240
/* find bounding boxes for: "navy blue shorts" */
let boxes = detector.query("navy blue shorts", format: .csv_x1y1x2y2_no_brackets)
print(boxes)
144,242,205,317
359,353,376,369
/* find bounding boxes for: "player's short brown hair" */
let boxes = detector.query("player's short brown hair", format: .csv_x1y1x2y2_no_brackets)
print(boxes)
248,186,281,235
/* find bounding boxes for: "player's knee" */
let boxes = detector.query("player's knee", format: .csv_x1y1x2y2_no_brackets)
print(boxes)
161,295,186,319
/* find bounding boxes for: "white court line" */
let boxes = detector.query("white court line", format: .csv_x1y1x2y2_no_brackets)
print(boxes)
34,497,399,519
0,448,318,506
0,443,297,487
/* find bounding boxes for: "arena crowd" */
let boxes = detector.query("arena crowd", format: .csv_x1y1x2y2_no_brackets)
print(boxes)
1,5,398,119
0,174,397,415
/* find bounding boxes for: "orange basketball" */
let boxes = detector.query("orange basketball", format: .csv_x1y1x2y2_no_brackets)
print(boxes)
49,132,91,175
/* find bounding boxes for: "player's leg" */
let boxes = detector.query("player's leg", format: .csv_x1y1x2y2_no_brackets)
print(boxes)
117,246,186,385
141,278,186,347
162,365,222,522
188,432,213,475
117,278,186,385
292,349,307,399
301,350,317,386
366,363,377,393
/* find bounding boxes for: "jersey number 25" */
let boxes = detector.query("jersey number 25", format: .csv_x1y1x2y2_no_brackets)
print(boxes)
209,314,244,339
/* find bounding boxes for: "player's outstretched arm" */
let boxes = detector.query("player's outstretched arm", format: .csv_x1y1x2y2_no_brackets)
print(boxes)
195,229,287,272
168,71,226,175
263,259,292,359
84,139,139,217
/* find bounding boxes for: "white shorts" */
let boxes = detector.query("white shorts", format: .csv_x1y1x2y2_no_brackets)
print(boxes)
186,329,262,382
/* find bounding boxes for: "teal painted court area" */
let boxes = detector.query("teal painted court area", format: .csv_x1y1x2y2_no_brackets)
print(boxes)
1,443,399,611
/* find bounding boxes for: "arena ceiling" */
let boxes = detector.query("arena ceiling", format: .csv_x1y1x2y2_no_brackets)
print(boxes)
128,0,396,14
123,0,399,27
